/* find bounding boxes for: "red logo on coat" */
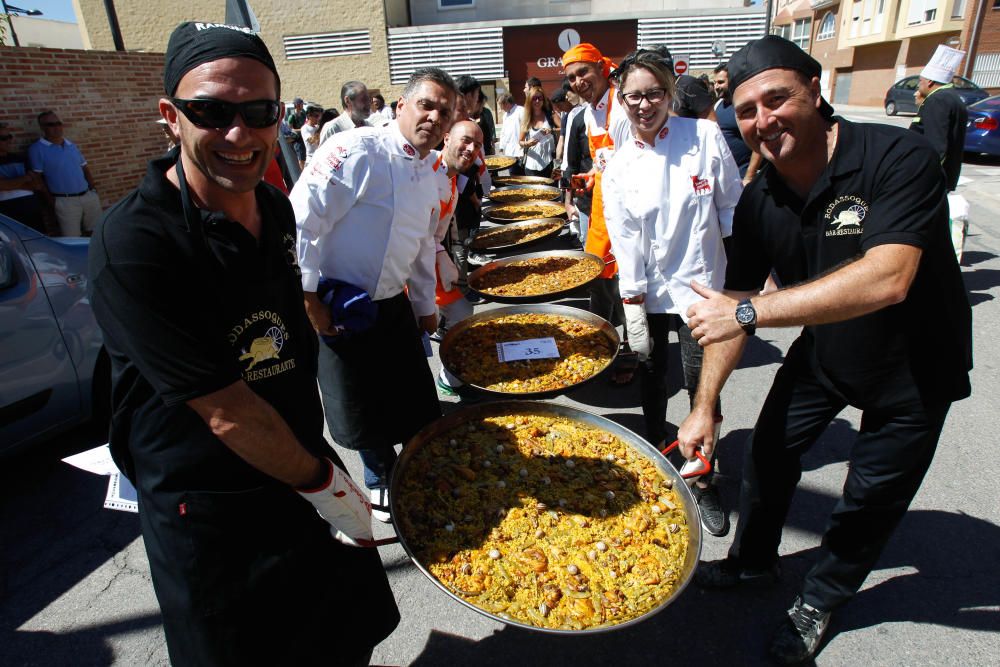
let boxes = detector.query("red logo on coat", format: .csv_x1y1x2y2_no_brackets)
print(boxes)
691,175,712,195
403,143,416,156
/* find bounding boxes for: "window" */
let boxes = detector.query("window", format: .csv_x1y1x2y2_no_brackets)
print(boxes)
438,0,475,9
851,0,862,36
907,0,939,24
792,18,812,50
952,0,966,17
773,23,791,39
817,12,837,40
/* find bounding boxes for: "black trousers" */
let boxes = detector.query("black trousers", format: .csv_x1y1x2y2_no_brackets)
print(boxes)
729,336,950,610
316,292,440,488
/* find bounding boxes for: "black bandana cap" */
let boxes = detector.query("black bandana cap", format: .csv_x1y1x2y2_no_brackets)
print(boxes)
673,75,714,118
728,35,834,119
163,21,279,97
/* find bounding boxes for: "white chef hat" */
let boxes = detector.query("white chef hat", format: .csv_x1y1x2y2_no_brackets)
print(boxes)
921,45,965,84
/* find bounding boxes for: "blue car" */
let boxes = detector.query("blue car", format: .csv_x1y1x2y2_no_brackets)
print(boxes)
965,95,1000,157
0,215,108,458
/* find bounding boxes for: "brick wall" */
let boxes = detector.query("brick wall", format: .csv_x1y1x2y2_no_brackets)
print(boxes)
0,46,166,209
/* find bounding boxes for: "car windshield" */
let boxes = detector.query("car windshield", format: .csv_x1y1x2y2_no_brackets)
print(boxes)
952,77,982,90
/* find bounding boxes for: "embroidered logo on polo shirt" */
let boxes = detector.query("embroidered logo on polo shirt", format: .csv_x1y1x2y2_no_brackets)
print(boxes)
228,311,296,383
402,143,416,157
824,195,868,237
691,175,711,196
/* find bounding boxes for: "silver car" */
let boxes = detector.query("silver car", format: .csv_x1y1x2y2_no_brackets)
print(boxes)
0,215,107,457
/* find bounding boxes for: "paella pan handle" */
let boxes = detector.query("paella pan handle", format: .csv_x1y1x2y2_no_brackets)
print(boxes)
364,536,400,548
659,440,712,479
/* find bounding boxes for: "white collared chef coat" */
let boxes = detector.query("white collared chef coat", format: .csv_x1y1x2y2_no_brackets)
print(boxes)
582,87,632,172
497,105,523,157
291,121,450,317
602,116,743,321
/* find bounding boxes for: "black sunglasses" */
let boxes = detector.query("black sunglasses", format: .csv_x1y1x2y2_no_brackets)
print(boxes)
170,97,281,129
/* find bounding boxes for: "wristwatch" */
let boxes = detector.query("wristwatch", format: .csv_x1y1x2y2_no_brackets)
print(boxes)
735,298,757,336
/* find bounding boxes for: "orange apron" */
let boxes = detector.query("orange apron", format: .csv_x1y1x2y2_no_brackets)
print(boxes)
586,87,618,279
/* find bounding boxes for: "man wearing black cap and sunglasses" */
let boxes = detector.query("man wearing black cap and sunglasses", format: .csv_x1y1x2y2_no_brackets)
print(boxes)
88,21,399,666
677,35,971,664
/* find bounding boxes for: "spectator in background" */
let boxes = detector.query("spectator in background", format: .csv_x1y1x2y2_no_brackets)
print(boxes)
371,93,393,122
496,92,523,157
285,97,307,168
551,87,574,172
456,75,496,155
27,110,101,237
301,105,323,165
523,76,541,103
673,74,717,120
0,124,46,233
713,63,762,184
320,80,372,144
910,45,968,192
519,86,558,178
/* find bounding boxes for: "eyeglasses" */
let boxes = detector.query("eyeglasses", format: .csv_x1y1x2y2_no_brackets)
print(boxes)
170,98,282,129
621,88,668,107
42,121,63,128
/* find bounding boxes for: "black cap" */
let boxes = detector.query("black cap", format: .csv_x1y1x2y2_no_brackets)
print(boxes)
728,35,834,118
673,75,714,118
163,22,279,97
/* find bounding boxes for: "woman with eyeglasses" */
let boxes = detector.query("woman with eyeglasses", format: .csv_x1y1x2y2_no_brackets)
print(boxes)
518,86,559,177
601,50,743,538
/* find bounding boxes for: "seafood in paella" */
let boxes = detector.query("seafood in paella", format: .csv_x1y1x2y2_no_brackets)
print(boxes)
470,256,602,298
469,220,563,250
442,312,615,393
395,412,690,631
487,201,567,221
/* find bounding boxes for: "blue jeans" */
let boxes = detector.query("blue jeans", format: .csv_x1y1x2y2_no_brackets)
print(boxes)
359,447,397,490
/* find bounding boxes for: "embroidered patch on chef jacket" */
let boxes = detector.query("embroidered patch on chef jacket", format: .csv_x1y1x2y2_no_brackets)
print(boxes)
634,140,645,149
658,127,669,140
691,175,712,196
403,143,416,157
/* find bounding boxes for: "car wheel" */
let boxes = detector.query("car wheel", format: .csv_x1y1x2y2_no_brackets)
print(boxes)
885,101,897,116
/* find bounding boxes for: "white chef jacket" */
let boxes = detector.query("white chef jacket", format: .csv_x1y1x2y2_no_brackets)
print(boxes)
602,116,743,321
582,87,632,173
291,121,450,318
497,105,523,156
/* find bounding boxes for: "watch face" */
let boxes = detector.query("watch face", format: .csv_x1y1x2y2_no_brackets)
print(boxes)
736,304,754,324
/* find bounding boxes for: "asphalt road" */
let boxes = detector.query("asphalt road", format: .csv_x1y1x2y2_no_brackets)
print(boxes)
3,106,999,666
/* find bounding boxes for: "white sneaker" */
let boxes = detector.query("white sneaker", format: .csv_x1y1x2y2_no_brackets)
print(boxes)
370,487,391,523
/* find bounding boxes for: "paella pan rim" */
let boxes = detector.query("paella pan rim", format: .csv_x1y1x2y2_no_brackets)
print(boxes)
467,249,604,305
469,218,566,252
389,399,705,635
486,184,563,204
484,154,519,171
493,175,555,187
438,303,621,399
483,200,568,224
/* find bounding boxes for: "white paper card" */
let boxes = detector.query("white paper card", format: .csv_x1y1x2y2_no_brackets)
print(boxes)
497,337,560,362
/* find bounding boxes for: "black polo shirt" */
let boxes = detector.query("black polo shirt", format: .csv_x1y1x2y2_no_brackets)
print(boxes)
726,118,972,409
89,149,331,492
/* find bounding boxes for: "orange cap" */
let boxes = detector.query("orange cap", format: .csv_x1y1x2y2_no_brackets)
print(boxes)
561,43,616,78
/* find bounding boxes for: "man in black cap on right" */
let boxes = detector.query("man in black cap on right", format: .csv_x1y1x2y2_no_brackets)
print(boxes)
677,36,971,664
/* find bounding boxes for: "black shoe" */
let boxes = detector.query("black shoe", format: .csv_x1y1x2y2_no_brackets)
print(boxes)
770,596,832,664
692,484,729,537
695,557,780,589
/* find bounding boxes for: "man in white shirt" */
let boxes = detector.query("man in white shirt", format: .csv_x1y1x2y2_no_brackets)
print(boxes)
300,105,322,165
291,67,457,520
319,80,372,144
496,93,522,157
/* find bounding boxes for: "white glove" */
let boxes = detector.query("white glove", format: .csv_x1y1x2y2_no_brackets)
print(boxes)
622,301,653,361
298,458,374,547
437,249,460,293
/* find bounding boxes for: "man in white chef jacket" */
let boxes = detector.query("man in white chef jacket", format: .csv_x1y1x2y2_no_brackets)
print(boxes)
291,67,458,521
